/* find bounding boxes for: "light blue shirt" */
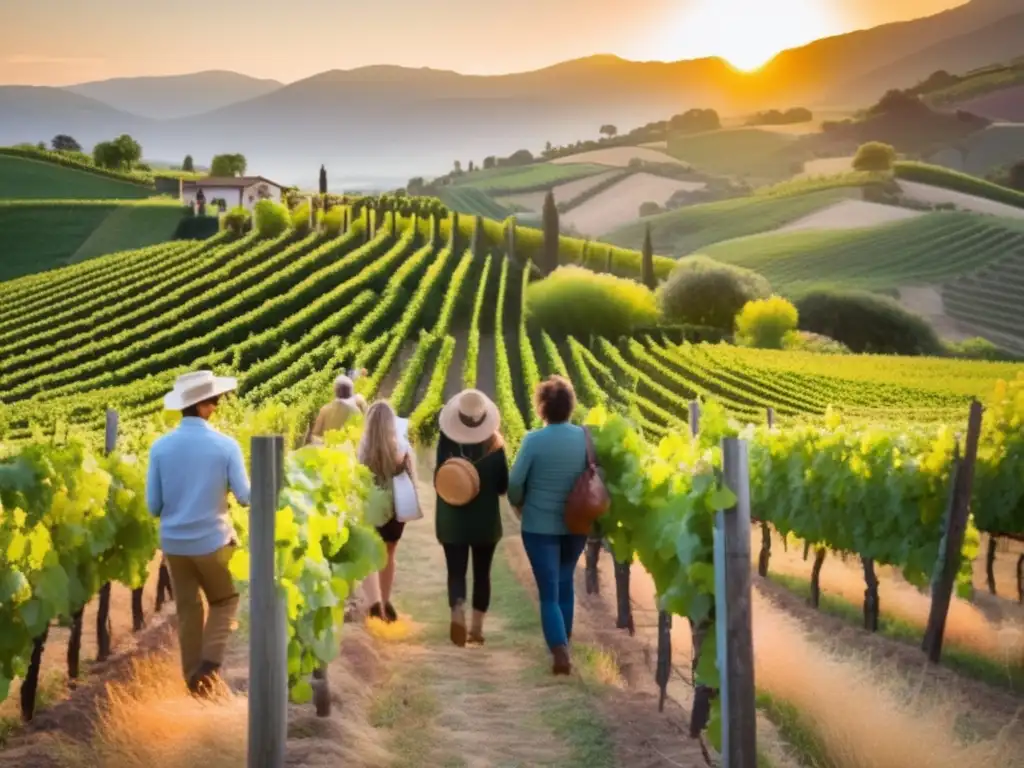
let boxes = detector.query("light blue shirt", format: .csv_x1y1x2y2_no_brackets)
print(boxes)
146,417,251,556
508,423,587,536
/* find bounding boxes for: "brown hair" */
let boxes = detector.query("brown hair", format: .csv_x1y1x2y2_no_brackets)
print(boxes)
534,375,576,425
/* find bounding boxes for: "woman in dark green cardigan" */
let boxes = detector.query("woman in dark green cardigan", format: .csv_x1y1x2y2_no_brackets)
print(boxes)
435,390,509,647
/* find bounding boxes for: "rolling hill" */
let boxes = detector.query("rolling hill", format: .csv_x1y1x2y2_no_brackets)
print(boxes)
835,10,1024,103
67,70,284,120
0,154,154,199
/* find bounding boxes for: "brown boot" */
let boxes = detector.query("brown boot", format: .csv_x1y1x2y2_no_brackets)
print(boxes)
450,601,467,647
468,610,486,645
552,645,572,676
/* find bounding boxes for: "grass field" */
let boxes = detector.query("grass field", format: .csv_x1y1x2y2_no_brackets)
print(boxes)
602,186,857,256
701,211,1024,294
452,163,607,193
0,200,185,280
437,186,512,219
548,146,686,167
665,128,800,180
894,161,1024,210
0,154,156,200
943,249,1024,349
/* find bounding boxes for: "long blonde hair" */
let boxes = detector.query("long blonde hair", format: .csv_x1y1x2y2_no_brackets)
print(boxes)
359,401,401,485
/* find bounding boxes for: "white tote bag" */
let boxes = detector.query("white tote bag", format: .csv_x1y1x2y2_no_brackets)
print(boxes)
392,462,423,523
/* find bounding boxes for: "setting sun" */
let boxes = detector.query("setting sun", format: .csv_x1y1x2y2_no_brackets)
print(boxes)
657,0,848,71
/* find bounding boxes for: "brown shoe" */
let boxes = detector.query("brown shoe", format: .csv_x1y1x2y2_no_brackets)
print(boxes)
552,645,572,676
468,610,486,645
450,602,467,647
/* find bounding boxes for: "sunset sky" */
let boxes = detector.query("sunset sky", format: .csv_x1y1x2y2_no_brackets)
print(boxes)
0,0,967,86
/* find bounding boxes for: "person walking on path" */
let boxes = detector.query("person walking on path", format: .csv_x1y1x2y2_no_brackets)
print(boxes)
508,376,588,676
434,390,509,647
358,400,416,623
307,373,367,445
146,371,250,697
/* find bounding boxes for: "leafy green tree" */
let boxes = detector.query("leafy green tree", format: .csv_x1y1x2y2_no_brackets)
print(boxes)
210,153,247,177
51,135,81,152
641,224,656,290
853,141,897,172
542,191,560,276
182,154,195,172
600,124,618,139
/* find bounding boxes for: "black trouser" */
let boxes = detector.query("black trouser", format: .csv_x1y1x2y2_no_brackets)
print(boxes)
442,543,497,613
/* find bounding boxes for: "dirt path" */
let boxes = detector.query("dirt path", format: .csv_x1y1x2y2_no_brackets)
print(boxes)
475,333,497,401
369,453,605,767
443,329,469,401
378,341,418,400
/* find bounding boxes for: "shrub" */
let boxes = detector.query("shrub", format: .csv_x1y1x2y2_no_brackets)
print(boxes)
784,331,851,355
253,200,290,238
322,206,345,237
795,289,942,356
853,141,896,171
639,201,662,217
526,266,658,340
658,256,771,331
290,201,318,235
946,337,1008,361
735,296,798,349
222,206,250,236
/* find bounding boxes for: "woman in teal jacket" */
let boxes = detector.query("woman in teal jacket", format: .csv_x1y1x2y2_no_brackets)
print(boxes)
508,375,587,675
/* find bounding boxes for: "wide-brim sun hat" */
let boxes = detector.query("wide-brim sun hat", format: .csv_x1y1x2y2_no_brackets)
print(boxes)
439,389,500,444
163,370,238,411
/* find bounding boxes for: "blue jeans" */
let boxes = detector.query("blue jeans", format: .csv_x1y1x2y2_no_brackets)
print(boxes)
521,532,588,650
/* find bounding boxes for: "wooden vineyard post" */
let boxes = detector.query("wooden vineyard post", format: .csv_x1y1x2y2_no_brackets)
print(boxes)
715,437,757,768
922,400,983,662
248,435,287,768
757,408,774,578
96,409,119,662
312,664,331,717
506,219,517,264
67,609,85,683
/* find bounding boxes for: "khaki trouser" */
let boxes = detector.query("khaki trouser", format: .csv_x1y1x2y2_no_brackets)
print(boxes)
165,544,239,681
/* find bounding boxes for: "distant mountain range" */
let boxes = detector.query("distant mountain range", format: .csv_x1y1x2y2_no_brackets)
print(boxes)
67,70,283,120
0,0,1020,186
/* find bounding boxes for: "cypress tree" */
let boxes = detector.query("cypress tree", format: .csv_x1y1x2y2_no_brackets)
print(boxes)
542,191,559,276
605,247,614,275
319,165,328,195
183,154,194,172
580,240,589,267
642,224,656,290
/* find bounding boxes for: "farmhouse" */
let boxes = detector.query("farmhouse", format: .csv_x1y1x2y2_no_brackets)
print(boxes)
180,176,284,212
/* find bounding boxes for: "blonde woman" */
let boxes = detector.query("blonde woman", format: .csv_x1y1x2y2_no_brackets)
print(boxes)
358,400,415,622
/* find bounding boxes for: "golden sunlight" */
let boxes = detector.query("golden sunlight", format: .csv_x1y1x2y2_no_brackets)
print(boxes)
666,0,847,71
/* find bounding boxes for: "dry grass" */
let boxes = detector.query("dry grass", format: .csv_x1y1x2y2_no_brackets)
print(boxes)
753,589,1024,768
58,652,247,768
562,173,707,236
764,532,1024,667
40,623,393,768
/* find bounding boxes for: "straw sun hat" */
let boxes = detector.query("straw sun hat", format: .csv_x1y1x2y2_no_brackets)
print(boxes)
438,389,501,444
163,370,238,411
